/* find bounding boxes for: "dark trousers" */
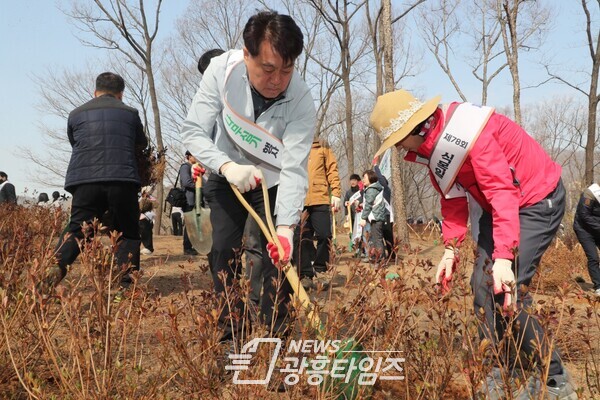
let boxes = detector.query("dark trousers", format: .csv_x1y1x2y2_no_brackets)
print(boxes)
54,182,141,277
574,221,600,290
182,204,194,251
383,220,394,258
294,204,332,279
203,174,292,342
139,218,154,252
369,220,385,260
172,212,183,236
471,179,565,376
244,216,264,305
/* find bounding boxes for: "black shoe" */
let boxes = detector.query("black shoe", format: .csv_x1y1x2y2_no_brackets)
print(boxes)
184,248,199,256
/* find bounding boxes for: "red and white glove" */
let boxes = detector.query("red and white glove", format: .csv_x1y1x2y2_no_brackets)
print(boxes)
436,247,458,294
266,226,294,265
331,196,341,212
492,258,515,314
221,162,262,193
192,164,206,181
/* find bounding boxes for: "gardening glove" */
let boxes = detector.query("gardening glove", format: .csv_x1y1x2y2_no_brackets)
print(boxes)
192,164,205,181
266,226,294,265
331,196,341,212
221,162,262,193
436,247,457,294
359,219,367,227
492,258,516,314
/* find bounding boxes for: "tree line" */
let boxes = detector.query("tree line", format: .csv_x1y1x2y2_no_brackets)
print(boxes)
26,0,600,240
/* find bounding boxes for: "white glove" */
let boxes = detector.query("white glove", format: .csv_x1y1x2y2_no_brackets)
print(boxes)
221,162,262,193
436,248,456,287
331,196,341,212
492,258,515,312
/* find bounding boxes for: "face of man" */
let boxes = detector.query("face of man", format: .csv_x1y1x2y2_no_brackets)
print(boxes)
187,155,198,164
244,39,294,99
350,179,358,188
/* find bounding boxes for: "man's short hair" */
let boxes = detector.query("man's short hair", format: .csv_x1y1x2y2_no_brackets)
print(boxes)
349,174,361,181
198,49,225,74
96,72,125,94
0,171,7,179
243,11,303,66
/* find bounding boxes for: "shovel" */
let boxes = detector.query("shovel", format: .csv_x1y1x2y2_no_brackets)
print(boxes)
231,180,370,400
183,171,212,255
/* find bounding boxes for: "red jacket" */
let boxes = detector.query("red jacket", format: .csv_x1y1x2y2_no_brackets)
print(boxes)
405,103,561,260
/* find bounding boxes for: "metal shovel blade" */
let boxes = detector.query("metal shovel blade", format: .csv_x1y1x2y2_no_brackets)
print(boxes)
183,179,212,255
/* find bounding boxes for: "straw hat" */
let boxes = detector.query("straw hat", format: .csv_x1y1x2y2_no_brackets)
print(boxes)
370,90,441,157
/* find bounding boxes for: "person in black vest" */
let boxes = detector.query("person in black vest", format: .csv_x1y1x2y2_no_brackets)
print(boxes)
50,72,147,288
0,172,17,204
573,184,600,297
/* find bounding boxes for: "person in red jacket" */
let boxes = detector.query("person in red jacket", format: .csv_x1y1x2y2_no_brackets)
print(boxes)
370,90,575,399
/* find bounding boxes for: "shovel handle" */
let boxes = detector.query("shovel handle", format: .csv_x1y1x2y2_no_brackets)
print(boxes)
229,178,324,335
193,164,203,213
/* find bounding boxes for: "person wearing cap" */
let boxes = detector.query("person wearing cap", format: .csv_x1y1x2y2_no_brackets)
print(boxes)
573,183,600,297
369,90,575,399
180,11,315,345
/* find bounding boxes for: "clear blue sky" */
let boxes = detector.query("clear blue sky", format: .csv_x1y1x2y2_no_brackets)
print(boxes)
0,0,592,197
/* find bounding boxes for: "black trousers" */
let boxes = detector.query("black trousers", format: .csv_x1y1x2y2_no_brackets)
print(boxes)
182,204,194,251
471,179,565,375
203,174,292,342
293,204,332,279
54,182,141,276
171,212,183,236
139,218,154,252
574,221,600,290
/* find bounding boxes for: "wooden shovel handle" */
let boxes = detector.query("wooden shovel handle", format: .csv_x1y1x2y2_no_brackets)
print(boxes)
229,177,324,335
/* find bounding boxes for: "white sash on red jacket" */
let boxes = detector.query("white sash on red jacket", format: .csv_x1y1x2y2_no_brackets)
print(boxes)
429,103,494,199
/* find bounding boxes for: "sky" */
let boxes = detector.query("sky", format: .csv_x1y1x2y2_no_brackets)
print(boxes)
0,0,594,197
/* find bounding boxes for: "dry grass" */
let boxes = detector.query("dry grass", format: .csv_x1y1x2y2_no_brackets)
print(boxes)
0,205,599,399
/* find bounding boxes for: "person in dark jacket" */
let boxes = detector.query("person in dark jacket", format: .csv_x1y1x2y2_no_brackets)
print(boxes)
360,169,390,262
50,72,147,288
343,174,362,228
573,183,600,296
0,172,17,204
179,151,199,256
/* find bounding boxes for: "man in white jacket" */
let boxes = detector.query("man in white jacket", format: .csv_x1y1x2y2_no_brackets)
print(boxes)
181,11,316,345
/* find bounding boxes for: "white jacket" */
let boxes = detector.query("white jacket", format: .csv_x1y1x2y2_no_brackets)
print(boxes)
180,50,316,225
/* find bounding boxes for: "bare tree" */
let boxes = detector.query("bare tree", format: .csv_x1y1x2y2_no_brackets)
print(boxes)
545,0,600,184
63,0,167,232
305,0,369,174
497,0,551,125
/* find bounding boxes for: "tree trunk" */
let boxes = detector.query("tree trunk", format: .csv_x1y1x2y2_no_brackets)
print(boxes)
146,62,165,234
382,0,409,245
343,70,355,174
586,67,599,184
